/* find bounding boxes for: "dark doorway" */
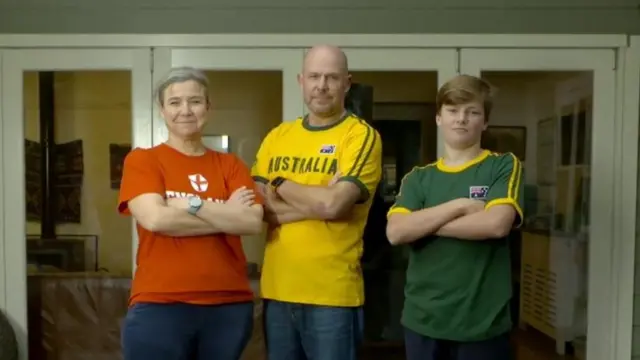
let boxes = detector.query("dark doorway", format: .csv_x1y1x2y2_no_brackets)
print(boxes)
362,119,422,345
345,85,434,353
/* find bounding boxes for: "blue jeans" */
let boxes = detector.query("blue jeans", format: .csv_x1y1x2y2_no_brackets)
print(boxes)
263,299,363,360
121,301,254,360
404,327,512,360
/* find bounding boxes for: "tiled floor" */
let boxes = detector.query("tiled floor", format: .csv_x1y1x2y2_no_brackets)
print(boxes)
360,329,577,360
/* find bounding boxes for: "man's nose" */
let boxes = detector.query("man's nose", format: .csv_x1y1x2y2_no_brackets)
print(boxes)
318,76,329,89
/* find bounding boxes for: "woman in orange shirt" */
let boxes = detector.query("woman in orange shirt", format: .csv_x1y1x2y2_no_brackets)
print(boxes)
118,66,264,360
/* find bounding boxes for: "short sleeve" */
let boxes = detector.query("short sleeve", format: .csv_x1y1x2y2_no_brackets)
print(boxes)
485,153,525,227
251,128,277,184
338,124,383,203
117,148,165,215
387,169,424,217
227,154,265,206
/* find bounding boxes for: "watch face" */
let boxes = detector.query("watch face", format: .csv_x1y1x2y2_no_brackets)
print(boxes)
189,196,202,207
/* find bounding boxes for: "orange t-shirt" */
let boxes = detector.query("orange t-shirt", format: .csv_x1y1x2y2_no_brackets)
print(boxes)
117,143,262,306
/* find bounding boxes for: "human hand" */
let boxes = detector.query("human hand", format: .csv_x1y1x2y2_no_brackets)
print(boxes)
263,185,279,204
256,183,267,197
264,209,280,227
328,171,342,186
227,186,256,207
452,198,486,215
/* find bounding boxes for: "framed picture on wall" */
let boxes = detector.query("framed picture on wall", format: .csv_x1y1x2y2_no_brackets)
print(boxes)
109,143,132,190
481,125,527,161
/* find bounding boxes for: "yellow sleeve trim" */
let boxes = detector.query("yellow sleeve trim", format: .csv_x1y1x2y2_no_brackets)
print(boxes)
507,153,522,201
387,207,411,218
485,198,524,228
346,124,378,178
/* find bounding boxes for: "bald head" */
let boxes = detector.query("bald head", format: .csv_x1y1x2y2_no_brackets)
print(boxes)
303,45,348,74
298,44,351,119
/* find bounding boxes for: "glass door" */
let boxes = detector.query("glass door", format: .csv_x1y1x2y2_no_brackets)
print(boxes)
0,48,153,360
340,48,458,347
151,47,303,282
342,48,457,160
460,48,617,360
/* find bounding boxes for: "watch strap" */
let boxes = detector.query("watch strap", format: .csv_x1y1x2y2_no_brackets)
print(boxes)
270,176,286,193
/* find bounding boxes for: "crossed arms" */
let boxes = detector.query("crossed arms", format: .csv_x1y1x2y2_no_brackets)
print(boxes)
118,149,263,237
257,172,362,226
127,189,263,237
252,124,383,226
386,199,518,245
386,154,524,245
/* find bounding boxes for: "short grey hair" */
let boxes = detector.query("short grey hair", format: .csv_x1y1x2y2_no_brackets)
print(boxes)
154,66,210,106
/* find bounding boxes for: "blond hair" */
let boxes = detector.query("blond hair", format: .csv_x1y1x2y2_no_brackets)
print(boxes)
436,75,495,121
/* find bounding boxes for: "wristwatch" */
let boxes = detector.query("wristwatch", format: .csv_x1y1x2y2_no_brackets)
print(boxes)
187,196,203,215
270,176,287,194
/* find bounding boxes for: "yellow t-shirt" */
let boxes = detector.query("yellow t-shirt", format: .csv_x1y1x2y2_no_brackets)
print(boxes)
252,113,382,307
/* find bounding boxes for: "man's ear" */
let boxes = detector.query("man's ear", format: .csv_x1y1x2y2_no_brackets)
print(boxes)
345,74,352,93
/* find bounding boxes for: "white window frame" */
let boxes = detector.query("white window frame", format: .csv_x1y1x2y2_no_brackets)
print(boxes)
0,49,153,360
460,48,618,360
617,36,640,360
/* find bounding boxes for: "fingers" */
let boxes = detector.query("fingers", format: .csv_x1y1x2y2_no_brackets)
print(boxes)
231,186,248,195
234,189,254,197
242,192,256,204
230,186,256,206
264,185,275,197
256,184,267,197
328,171,342,186
231,187,253,198
237,193,255,205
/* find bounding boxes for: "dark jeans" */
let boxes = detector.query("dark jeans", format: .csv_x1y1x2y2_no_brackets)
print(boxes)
263,299,364,360
404,326,512,360
121,301,254,360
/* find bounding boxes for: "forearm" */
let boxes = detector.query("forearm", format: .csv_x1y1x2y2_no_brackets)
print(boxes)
277,181,331,214
266,198,311,225
277,180,355,220
196,202,263,235
148,206,222,236
386,201,463,245
436,210,507,240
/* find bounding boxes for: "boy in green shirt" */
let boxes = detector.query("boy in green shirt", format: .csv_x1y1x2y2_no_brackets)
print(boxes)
386,75,524,360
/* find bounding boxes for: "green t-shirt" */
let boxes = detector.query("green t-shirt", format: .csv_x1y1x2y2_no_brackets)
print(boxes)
388,150,524,342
